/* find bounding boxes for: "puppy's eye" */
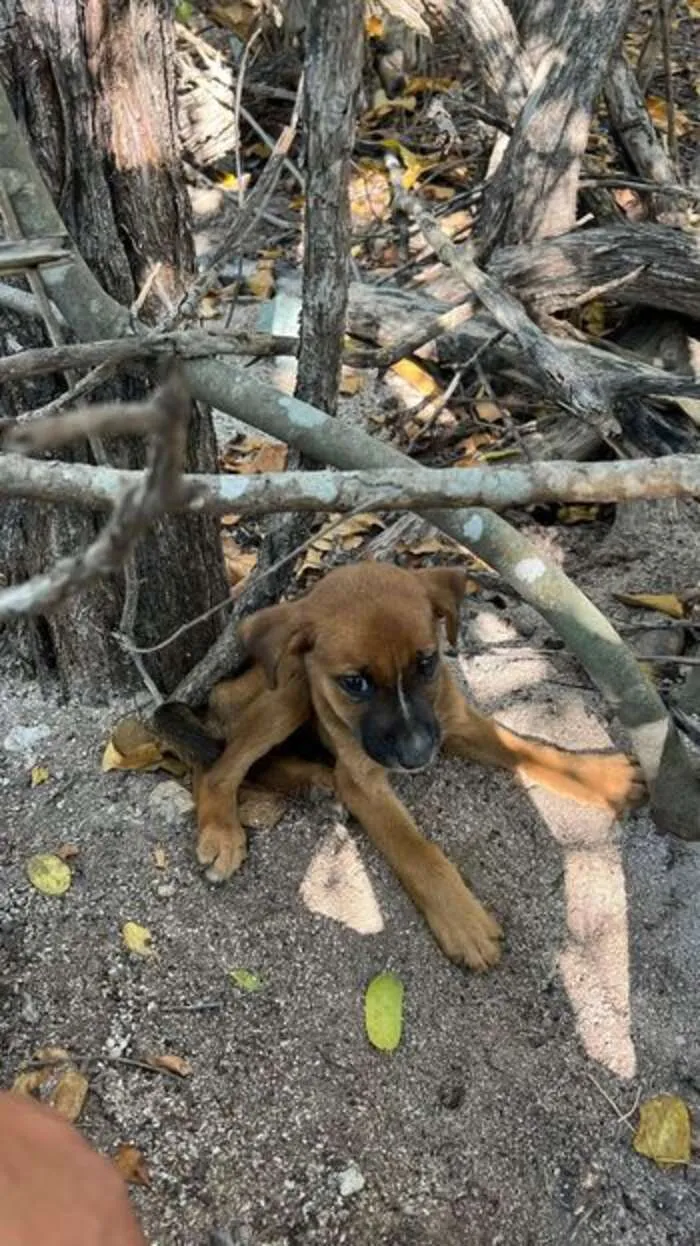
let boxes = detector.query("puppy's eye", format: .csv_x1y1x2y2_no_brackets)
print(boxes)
416,651,439,679
337,672,373,700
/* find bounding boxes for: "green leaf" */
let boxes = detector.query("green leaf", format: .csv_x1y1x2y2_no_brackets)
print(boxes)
365,972,404,1052
229,967,264,992
175,1,194,21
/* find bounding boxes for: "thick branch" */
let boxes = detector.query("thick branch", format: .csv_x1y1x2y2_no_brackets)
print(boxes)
3,454,700,516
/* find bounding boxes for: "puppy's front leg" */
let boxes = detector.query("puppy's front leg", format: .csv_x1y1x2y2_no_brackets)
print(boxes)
334,760,502,971
196,661,311,882
438,671,646,811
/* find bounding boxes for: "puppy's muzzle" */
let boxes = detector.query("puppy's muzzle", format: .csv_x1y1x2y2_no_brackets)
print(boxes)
360,697,440,773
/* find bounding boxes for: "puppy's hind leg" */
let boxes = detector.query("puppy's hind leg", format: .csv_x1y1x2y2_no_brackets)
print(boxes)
438,671,646,811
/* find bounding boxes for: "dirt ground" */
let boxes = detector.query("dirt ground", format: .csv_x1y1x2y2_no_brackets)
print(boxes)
1,494,699,1246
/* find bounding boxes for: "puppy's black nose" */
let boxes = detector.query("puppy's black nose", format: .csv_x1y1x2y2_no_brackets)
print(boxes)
394,726,437,772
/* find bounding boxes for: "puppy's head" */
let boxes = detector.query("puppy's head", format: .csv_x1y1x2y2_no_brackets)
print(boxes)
241,562,467,773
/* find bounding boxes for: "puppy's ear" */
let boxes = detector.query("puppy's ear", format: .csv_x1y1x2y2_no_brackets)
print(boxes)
415,568,468,645
239,602,313,688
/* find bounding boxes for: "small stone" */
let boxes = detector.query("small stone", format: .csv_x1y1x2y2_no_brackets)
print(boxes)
337,1162,365,1198
148,780,194,825
155,882,176,900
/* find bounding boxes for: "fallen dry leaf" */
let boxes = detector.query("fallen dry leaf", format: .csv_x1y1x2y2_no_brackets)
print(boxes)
114,1143,151,1187
220,435,287,475
153,845,167,870
474,399,504,424
349,165,391,226
147,1053,193,1078
339,367,365,396
13,1051,88,1123
102,717,187,777
645,96,693,136
30,764,49,786
50,1067,89,1123
56,843,80,861
633,1094,691,1167
221,535,257,586
27,853,72,897
12,1069,49,1096
300,825,384,934
557,504,601,525
615,591,687,620
122,921,155,958
246,259,275,300
365,972,404,1052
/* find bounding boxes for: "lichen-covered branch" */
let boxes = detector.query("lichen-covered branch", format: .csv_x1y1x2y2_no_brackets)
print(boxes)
3,452,700,516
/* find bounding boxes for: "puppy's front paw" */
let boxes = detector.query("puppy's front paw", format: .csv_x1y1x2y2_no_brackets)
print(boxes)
425,866,503,972
196,819,247,883
573,752,647,813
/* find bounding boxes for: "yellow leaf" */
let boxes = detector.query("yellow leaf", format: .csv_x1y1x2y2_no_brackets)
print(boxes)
27,854,72,897
50,1068,89,1123
688,0,700,16
246,261,275,300
222,535,257,586
147,1053,193,1078
12,1069,48,1096
365,13,384,36
218,171,250,193
102,718,187,776
339,368,365,395
615,592,687,620
122,921,155,958
580,299,606,337
557,505,601,525
31,765,49,786
349,167,391,224
114,1143,151,1187
365,972,404,1052
406,76,457,94
389,356,441,400
633,1094,691,1167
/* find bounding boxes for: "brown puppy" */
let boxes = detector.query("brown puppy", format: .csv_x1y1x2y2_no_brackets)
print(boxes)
155,563,645,971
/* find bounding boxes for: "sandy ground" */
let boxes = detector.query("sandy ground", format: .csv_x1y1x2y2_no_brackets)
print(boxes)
2,495,700,1246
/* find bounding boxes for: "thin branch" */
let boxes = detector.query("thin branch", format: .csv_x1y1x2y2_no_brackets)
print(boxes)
0,374,195,620
386,157,623,438
0,330,298,386
0,236,70,272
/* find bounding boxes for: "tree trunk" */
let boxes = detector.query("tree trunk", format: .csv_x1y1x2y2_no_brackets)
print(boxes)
0,0,227,701
474,0,633,255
